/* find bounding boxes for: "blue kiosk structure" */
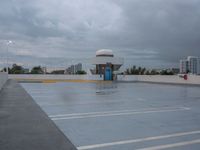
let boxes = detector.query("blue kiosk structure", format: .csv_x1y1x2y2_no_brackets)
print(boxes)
91,49,124,81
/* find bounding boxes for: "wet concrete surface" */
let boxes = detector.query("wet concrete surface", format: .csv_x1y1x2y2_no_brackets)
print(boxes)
21,81,200,150
0,80,77,150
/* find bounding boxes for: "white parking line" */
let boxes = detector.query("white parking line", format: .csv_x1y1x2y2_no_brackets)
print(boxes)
137,139,200,150
40,103,66,106
27,90,50,93
77,130,200,150
32,95,52,98
50,107,183,117
51,107,190,120
50,107,190,118
29,92,48,94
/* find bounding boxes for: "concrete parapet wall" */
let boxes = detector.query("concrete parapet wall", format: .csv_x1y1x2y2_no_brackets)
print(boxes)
117,75,138,81
0,72,8,90
8,74,200,85
9,74,103,82
118,75,200,85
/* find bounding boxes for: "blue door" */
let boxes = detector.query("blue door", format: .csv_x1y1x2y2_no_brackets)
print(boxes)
105,67,112,80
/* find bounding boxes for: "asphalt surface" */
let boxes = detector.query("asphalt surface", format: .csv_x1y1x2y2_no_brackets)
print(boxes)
21,81,200,150
0,80,77,150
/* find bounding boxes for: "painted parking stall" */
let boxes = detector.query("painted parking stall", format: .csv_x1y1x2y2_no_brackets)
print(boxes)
21,82,200,150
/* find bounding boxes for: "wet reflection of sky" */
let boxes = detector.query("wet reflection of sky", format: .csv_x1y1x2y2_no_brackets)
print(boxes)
96,82,118,95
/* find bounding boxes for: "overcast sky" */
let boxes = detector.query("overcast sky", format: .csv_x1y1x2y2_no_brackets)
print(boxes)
0,0,200,69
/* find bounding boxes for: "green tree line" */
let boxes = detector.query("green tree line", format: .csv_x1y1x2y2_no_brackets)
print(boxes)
125,65,174,75
1,64,87,74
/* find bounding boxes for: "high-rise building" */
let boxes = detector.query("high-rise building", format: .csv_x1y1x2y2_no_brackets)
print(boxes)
187,56,198,74
180,59,189,74
41,67,47,74
71,65,75,74
179,56,200,75
198,58,200,74
75,63,82,73
65,63,82,74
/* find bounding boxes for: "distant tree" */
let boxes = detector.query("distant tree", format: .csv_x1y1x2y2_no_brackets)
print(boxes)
150,69,159,75
10,64,24,74
145,70,150,75
31,66,43,74
51,70,65,74
160,70,166,75
130,68,134,74
125,68,130,75
141,68,146,75
135,69,139,75
167,71,174,75
124,66,174,75
1,67,7,72
132,66,137,74
76,70,87,74
125,66,147,75
160,69,174,75
138,67,142,75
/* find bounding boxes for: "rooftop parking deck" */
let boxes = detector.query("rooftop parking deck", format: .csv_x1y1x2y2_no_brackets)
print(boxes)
20,81,200,150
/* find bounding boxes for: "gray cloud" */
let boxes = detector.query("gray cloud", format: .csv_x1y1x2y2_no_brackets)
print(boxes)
0,0,200,69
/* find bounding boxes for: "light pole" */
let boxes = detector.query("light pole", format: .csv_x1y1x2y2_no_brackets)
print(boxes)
6,40,12,74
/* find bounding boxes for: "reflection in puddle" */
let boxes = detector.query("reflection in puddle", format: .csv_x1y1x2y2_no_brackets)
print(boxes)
96,82,118,95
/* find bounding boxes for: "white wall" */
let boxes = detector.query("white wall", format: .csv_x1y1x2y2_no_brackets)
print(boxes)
8,74,200,85
118,75,200,85
117,75,138,81
9,74,104,81
0,72,8,90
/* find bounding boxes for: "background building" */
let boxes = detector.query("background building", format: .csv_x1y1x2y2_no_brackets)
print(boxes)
188,56,199,74
41,67,47,74
180,56,200,75
65,63,82,74
180,59,189,74
91,49,124,80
